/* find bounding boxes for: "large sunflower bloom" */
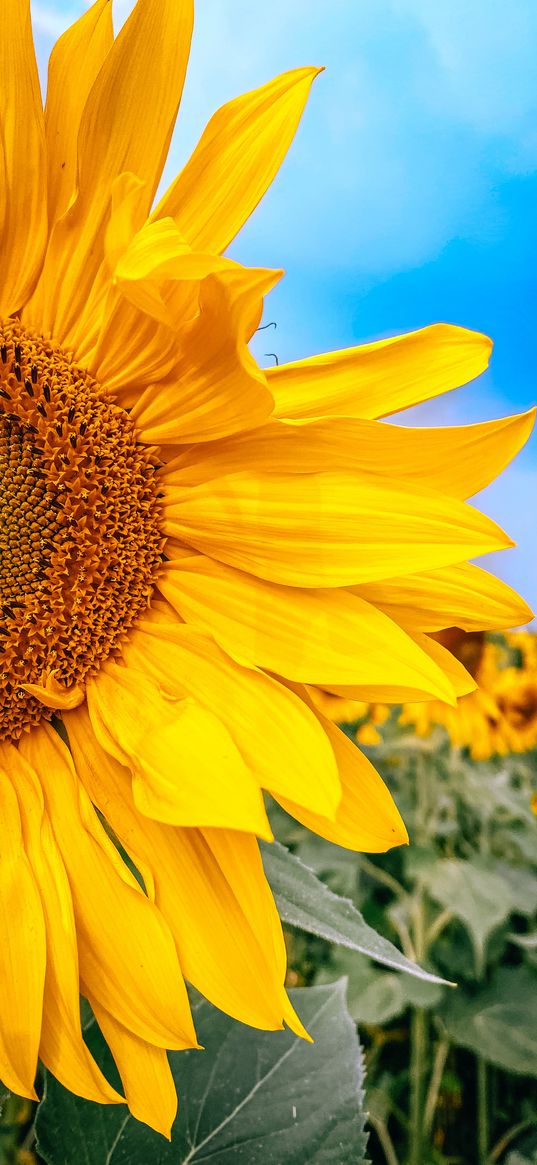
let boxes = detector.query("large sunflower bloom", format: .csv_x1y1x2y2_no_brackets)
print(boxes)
0,0,534,1135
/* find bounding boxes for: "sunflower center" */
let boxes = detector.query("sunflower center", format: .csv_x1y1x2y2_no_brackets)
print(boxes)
498,684,537,728
0,320,164,742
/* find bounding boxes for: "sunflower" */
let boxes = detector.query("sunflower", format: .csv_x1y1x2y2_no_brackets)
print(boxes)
0,0,533,1136
494,669,537,752
399,633,537,758
343,632,537,761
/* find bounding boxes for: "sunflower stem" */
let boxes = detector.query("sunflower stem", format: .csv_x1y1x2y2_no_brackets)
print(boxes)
370,1112,401,1165
407,754,431,1165
477,1055,489,1165
408,875,429,1165
408,1004,427,1165
423,1029,450,1138
356,854,406,898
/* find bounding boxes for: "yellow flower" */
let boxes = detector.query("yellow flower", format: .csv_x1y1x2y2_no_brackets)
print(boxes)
349,633,537,761
0,0,533,1135
494,668,537,752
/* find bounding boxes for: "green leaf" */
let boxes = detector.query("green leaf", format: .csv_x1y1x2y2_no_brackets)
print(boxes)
510,930,537,950
262,839,450,984
36,982,369,1165
352,975,405,1026
441,966,537,1076
317,952,444,1026
399,974,444,1010
317,953,406,1025
493,861,537,917
403,845,438,882
426,858,514,974
505,1145,537,1165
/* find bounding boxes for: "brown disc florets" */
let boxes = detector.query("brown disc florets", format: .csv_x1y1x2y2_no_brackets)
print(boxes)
497,678,537,729
0,319,165,741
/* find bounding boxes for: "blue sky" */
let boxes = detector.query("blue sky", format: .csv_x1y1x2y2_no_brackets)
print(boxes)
35,1,537,614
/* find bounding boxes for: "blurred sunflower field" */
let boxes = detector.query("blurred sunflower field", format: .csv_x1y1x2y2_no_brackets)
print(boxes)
275,630,537,1165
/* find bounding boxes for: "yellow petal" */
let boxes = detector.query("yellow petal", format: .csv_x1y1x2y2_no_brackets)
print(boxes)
89,1000,179,1138
83,178,204,385
0,0,47,315
113,218,233,326
160,555,456,701
0,750,45,1098
5,743,122,1105
104,171,148,273
66,705,157,901
90,296,179,406
161,469,512,587
89,300,181,406
318,679,453,704
29,0,193,346
277,686,408,852
169,410,534,500
150,826,304,1034
152,67,320,254
353,562,533,633
124,618,341,818
407,632,476,698
378,408,535,499
114,217,229,284
44,0,113,226
73,172,154,368
18,726,197,1052
21,670,85,710
312,690,368,724
86,662,271,835
201,829,309,1040
66,707,305,1032
131,267,278,443
267,324,492,420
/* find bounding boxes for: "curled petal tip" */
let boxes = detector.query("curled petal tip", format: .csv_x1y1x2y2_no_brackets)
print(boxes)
22,671,85,710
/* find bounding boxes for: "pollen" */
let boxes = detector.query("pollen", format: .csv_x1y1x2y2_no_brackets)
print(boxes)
0,320,165,742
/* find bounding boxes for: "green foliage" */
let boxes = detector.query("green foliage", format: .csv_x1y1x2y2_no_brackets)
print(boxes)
278,735,537,1164
36,983,368,1165
4,693,537,1164
261,838,448,983
427,858,515,974
442,965,537,1076
316,951,444,1025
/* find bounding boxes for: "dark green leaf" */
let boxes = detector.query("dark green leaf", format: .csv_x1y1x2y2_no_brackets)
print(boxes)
426,858,514,973
317,953,406,1025
36,982,369,1165
493,861,537,917
262,839,450,984
441,966,537,1076
317,952,444,1025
